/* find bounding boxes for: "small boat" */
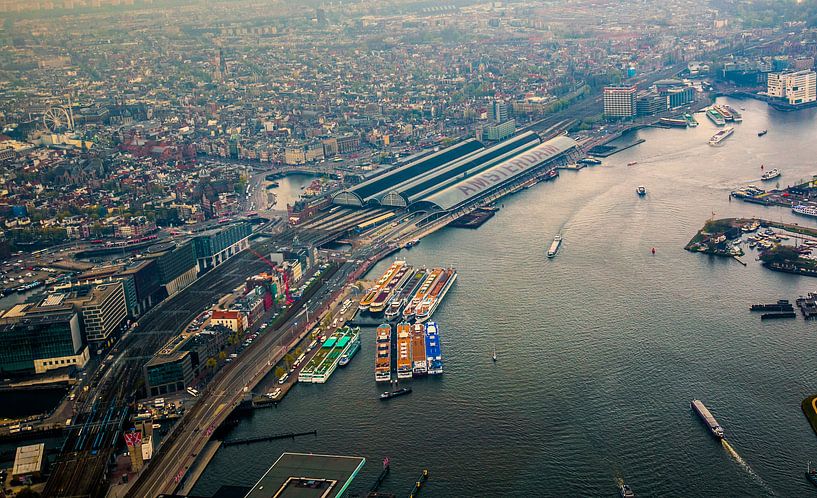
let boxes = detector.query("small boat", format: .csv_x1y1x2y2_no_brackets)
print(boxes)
636,186,646,196
757,129,768,137
547,235,562,258
380,387,412,400
807,461,817,488
627,161,638,166
761,168,781,181
492,346,497,362
619,484,636,497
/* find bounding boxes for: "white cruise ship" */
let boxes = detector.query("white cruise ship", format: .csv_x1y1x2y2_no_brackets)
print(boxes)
793,205,817,218
708,127,734,145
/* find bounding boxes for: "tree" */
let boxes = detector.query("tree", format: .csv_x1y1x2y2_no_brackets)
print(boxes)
294,347,303,357
206,357,217,369
284,353,295,367
274,366,285,379
218,351,227,361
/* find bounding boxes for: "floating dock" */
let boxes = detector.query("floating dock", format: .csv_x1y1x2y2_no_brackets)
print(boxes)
298,326,360,383
448,207,496,229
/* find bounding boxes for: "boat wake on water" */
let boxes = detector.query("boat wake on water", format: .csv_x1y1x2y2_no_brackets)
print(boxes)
721,439,776,495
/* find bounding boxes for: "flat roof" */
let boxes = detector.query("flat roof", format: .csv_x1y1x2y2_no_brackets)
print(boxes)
13,443,44,476
245,453,365,498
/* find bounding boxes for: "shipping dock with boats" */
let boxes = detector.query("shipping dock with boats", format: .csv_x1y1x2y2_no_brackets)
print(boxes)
298,326,361,384
359,262,457,324
385,268,427,320
373,322,443,382
358,260,406,312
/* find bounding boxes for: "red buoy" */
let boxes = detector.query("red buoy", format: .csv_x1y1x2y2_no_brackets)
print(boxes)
651,247,656,254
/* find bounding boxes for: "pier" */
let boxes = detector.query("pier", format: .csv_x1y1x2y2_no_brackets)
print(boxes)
221,430,318,447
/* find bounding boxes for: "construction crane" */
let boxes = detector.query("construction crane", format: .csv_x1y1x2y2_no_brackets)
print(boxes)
247,248,293,305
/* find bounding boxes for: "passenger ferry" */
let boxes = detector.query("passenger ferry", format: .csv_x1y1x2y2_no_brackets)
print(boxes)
385,269,426,320
359,261,406,311
761,168,781,181
375,324,392,382
369,263,410,313
396,322,413,379
403,268,443,321
706,108,726,126
793,205,817,218
298,326,360,383
547,235,563,258
708,126,734,145
414,268,457,322
411,323,428,375
425,322,443,375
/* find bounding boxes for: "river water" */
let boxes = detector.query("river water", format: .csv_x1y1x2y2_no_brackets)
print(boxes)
193,98,817,497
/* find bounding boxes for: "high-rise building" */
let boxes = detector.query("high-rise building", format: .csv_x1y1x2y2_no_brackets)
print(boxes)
603,85,637,118
767,70,817,105
492,100,509,122
64,282,128,347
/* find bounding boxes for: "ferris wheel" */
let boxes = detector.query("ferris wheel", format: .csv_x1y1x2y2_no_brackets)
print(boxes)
43,106,73,133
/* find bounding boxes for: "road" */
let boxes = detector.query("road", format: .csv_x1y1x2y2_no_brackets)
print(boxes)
125,260,358,497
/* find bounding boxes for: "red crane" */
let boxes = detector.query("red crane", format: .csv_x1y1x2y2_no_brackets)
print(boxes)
248,248,293,305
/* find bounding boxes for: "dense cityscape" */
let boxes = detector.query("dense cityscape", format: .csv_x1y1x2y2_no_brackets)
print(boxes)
2,0,817,496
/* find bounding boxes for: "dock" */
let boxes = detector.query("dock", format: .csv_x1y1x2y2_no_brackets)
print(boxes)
221,430,317,448
797,294,817,319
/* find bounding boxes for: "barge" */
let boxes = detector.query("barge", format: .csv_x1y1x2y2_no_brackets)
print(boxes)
375,324,392,383
547,235,562,258
691,399,724,439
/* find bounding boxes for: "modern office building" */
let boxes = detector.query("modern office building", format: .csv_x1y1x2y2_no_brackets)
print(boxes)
480,119,516,141
192,222,252,273
767,70,817,105
65,282,128,347
492,100,509,122
603,85,637,118
143,350,194,397
0,301,88,375
118,260,161,315
144,241,197,298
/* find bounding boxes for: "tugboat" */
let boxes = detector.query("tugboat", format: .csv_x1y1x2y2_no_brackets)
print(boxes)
619,483,636,497
758,129,768,137
380,387,412,400
636,186,646,196
807,461,817,488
